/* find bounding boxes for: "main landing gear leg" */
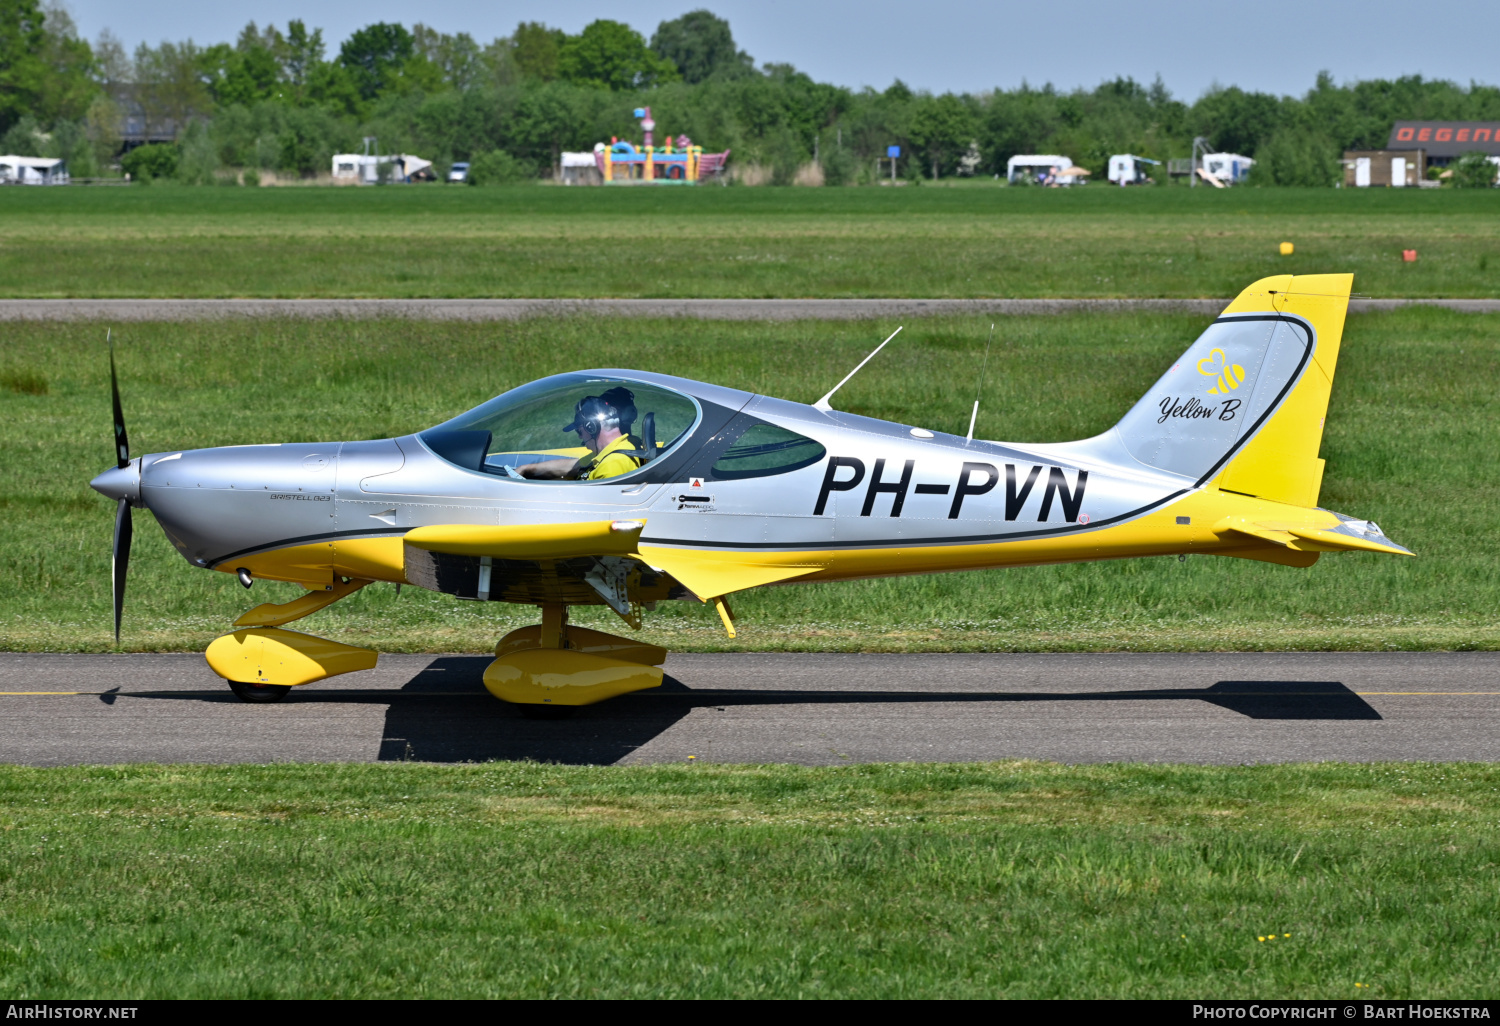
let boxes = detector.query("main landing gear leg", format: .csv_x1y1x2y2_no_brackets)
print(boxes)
484,601,666,710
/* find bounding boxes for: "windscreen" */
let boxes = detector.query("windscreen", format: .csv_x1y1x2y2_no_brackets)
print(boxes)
425,374,701,477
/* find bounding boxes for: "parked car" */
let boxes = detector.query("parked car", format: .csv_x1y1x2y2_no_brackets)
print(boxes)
448,162,469,183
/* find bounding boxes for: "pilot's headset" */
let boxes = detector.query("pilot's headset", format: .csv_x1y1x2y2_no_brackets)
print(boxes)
564,388,636,441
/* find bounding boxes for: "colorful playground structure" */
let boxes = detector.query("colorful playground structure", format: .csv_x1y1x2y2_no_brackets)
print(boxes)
592,108,729,184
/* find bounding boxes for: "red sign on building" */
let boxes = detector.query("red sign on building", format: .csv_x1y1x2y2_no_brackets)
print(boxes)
1388,122,1500,157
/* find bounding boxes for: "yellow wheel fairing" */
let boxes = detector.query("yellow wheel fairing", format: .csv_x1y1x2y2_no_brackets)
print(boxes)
205,627,378,686
483,648,663,706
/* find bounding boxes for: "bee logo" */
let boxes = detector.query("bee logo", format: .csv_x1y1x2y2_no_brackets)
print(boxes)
1198,348,1246,395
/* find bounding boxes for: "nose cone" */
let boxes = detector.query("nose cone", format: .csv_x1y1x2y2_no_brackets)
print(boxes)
91,461,141,504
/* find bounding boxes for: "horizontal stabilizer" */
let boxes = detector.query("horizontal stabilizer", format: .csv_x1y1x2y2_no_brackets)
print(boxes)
1284,525,1413,556
404,519,645,560
1213,514,1413,556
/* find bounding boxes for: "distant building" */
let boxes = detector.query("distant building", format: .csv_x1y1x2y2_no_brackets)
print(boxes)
1388,122,1500,167
560,152,602,185
1342,121,1500,187
120,107,178,150
1342,150,1425,188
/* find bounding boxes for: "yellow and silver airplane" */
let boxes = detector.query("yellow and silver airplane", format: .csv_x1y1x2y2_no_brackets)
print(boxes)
90,274,1411,707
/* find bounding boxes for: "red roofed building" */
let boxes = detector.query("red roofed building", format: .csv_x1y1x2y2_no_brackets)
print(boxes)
1388,122,1500,163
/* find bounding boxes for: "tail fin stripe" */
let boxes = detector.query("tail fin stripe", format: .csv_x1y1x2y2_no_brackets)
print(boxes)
1110,311,1315,488
1192,314,1314,488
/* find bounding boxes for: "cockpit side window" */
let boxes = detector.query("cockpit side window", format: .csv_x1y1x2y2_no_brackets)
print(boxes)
708,420,826,481
420,375,701,480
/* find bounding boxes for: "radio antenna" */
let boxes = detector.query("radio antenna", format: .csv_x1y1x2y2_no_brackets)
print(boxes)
814,325,903,412
966,323,995,443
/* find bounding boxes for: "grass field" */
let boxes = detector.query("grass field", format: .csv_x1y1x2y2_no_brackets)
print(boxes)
1,760,1497,998
2,186,1499,298
0,306,1494,654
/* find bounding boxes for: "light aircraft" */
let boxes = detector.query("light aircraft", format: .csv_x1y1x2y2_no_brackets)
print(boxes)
90,274,1411,707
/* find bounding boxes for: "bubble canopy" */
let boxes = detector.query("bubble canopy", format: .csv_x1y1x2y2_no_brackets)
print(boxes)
420,373,702,478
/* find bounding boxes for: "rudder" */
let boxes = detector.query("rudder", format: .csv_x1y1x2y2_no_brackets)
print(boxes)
1109,274,1351,507
1214,274,1350,507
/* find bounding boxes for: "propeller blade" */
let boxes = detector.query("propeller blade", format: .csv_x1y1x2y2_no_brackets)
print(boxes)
109,336,130,469
113,497,132,645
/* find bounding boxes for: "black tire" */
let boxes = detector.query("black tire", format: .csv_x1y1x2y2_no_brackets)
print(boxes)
227,679,292,703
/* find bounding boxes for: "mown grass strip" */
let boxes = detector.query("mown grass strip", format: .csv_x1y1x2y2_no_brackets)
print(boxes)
1,761,1497,998
0,186,1497,298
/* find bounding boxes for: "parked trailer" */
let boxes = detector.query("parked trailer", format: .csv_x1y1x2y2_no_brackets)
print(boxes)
1202,152,1254,185
0,156,67,184
1006,154,1085,186
1107,154,1160,185
330,153,433,184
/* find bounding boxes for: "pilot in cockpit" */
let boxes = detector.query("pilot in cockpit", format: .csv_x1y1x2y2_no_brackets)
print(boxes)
518,387,647,481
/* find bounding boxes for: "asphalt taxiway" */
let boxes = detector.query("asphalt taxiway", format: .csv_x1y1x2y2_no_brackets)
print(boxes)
1,651,1496,766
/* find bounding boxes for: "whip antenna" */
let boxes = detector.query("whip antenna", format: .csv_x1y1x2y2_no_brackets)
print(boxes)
815,325,903,412
966,323,995,443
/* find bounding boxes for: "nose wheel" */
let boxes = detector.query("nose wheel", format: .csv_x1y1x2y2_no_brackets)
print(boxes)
226,679,292,703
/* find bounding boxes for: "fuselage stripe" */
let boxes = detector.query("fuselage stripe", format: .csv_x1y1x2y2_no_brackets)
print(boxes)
644,489,1190,551
208,527,404,567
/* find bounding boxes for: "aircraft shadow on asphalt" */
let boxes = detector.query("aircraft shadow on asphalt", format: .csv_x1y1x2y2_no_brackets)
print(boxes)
364,658,1382,765
129,658,1383,764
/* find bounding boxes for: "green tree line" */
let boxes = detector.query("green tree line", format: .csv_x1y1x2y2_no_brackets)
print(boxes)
4,1,1499,185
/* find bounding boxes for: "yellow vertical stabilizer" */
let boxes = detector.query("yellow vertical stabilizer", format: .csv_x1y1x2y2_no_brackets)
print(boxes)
1215,273,1352,508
